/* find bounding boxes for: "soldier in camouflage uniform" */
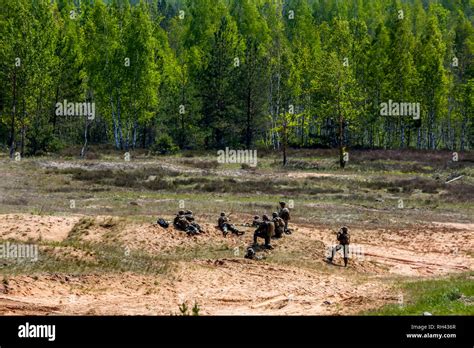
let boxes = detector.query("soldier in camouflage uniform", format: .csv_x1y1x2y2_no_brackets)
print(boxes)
327,226,350,267
253,215,274,249
184,210,202,233
272,212,285,238
218,212,243,236
278,201,291,234
173,211,186,229
251,215,261,227
173,210,199,235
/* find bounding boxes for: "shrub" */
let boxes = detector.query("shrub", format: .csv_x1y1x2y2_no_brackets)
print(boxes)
151,134,178,155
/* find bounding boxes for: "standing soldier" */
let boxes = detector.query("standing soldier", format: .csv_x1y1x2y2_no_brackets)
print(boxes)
327,226,350,267
218,212,243,236
272,212,285,238
253,215,274,249
278,201,291,234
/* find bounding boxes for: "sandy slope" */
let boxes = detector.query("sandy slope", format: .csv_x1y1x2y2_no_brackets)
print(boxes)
0,214,472,315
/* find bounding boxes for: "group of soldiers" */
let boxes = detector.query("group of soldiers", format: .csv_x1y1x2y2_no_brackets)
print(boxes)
248,201,291,251
168,201,351,266
170,201,291,247
217,201,292,252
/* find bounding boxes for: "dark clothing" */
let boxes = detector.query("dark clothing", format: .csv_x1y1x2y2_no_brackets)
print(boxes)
329,231,351,266
253,221,273,247
330,244,349,258
337,232,350,245
173,215,189,230
174,215,199,235
278,207,290,232
273,217,285,238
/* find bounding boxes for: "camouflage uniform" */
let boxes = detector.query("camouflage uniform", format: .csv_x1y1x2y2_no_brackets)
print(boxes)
173,211,187,229
184,210,202,232
278,202,291,234
272,212,285,238
253,215,274,249
327,226,350,267
218,212,242,236
174,211,199,235
251,215,261,227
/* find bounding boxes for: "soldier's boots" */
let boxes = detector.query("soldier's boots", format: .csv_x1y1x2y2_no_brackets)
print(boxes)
251,242,273,250
326,257,349,267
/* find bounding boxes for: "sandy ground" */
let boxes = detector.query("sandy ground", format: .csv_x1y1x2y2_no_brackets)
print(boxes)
0,213,472,315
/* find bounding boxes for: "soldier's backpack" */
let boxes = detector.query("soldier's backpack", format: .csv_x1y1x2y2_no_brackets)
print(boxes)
157,218,169,228
267,221,276,237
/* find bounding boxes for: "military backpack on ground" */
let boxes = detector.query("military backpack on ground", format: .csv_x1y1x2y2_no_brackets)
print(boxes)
157,218,169,228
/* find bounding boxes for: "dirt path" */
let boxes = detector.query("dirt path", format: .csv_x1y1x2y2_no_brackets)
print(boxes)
0,214,472,315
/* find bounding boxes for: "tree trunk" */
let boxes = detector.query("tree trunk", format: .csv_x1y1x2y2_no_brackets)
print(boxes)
9,69,17,158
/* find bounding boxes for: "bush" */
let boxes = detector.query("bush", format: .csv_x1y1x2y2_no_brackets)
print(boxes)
151,134,178,155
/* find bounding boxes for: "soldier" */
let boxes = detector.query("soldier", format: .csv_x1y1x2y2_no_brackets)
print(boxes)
251,215,261,227
184,210,194,222
278,201,291,234
184,210,202,232
327,226,350,267
253,215,274,249
173,211,199,235
272,212,285,238
173,210,186,229
217,212,243,236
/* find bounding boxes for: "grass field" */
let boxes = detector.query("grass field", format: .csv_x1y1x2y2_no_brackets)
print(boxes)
0,148,472,315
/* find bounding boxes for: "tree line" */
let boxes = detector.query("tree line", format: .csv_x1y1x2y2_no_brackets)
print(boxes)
0,0,473,159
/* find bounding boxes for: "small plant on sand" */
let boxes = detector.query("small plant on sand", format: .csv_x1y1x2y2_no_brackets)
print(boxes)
178,301,200,316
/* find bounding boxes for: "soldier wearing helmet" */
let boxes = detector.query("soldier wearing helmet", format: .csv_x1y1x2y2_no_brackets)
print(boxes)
272,212,285,238
253,214,274,249
278,201,291,234
217,212,243,237
327,226,351,267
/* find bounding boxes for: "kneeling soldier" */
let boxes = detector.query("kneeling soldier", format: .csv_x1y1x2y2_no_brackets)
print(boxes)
272,212,285,238
253,215,274,249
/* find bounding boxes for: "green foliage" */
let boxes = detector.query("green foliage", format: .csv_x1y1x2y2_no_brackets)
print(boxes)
364,272,474,315
151,133,178,155
178,301,200,316
0,0,473,154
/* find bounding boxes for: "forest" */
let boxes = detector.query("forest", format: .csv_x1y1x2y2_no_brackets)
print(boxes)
0,0,473,157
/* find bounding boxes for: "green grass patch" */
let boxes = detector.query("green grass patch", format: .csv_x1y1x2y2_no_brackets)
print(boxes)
364,272,474,315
